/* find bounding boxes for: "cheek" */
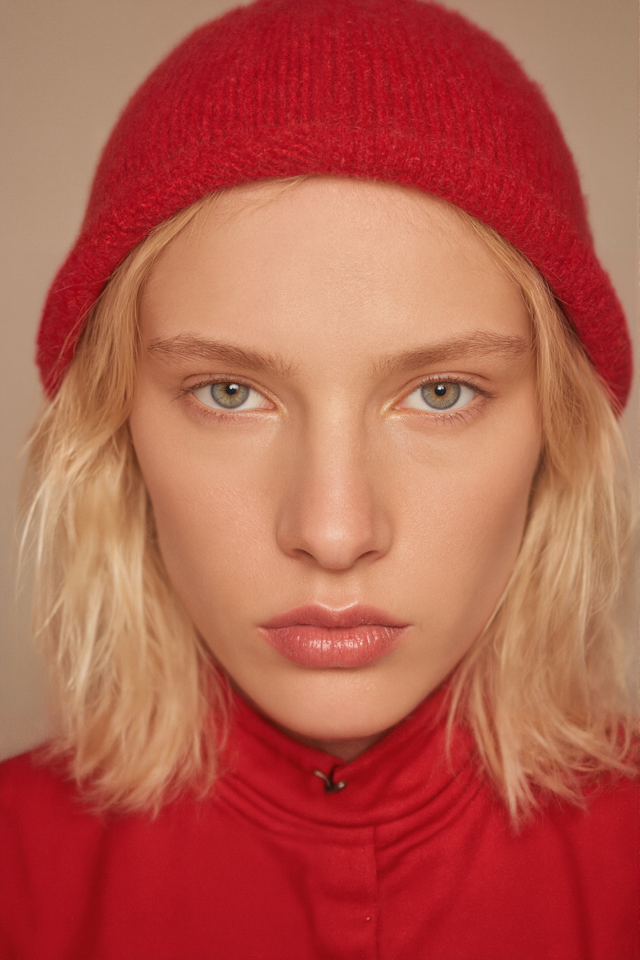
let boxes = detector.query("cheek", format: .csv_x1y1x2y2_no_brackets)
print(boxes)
385,397,539,645
129,407,276,619
405,423,540,630
437,448,535,553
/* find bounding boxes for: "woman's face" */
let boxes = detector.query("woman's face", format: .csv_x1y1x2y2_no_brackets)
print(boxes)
130,178,541,756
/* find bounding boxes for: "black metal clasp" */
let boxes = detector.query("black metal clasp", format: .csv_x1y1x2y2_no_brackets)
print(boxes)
313,765,347,793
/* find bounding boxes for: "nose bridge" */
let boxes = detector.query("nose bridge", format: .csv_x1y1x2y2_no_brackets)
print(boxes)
276,409,391,570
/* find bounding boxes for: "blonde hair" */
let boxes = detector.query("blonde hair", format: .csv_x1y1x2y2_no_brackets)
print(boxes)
21,181,636,817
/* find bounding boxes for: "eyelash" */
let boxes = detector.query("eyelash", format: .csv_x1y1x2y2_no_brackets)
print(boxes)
397,376,491,424
181,375,491,422
180,377,275,419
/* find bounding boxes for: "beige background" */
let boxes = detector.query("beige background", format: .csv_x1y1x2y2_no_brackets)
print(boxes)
1,0,637,762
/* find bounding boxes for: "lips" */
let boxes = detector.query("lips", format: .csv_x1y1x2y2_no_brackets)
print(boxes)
259,605,409,669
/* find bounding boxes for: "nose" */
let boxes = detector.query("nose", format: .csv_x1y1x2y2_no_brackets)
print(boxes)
275,419,392,571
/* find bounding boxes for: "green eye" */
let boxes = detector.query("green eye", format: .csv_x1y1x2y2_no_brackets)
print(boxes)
402,380,476,413
210,382,250,408
192,381,269,412
420,382,461,410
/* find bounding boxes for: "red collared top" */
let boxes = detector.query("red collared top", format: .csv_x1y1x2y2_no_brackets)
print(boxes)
0,684,637,960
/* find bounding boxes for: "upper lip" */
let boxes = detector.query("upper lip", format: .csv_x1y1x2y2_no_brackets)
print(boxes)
260,604,409,629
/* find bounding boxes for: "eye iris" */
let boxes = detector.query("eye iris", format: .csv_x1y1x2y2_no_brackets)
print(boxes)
421,382,461,410
210,382,250,408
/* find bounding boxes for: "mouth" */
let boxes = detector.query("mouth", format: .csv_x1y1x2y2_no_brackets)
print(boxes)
258,604,410,669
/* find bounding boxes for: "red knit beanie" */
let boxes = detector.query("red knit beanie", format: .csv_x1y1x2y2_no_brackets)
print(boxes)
37,0,631,408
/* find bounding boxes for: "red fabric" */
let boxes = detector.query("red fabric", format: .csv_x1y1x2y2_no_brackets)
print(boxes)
36,0,631,407
1,686,637,960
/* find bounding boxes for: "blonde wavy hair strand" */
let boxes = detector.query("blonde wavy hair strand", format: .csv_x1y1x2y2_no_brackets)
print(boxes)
21,181,636,818
22,196,229,813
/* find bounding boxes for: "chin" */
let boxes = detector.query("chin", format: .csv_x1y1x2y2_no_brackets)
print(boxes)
237,665,441,745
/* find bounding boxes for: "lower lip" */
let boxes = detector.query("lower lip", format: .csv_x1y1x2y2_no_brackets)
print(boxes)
259,624,407,668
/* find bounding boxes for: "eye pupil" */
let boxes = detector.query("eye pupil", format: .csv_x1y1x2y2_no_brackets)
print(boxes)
421,381,461,410
210,382,250,408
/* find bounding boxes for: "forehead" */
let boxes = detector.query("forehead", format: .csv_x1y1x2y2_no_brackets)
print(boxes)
141,177,531,365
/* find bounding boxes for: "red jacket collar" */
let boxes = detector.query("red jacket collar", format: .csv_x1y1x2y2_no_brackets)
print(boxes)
219,682,481,831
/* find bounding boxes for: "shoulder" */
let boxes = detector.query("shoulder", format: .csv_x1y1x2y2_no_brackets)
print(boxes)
0,751,113,957
561,771,639,850
0,749,107,901
563,771,638,828
523,771,639,843
1,748,76,808
0,748,102,841
518,772,639,901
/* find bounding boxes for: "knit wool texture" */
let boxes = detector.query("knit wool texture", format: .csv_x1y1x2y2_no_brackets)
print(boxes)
37,0,631,407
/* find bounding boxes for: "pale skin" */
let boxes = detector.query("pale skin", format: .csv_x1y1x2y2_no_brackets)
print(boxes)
129,177,541,761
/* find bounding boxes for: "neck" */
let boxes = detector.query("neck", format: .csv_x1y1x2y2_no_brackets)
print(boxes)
283,729,389,762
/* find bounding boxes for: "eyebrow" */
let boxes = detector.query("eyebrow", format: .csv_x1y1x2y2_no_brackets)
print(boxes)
147,335,296,378
374,331,530,376
148,330,529,380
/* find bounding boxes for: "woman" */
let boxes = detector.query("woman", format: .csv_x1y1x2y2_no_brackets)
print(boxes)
0,1,636,957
